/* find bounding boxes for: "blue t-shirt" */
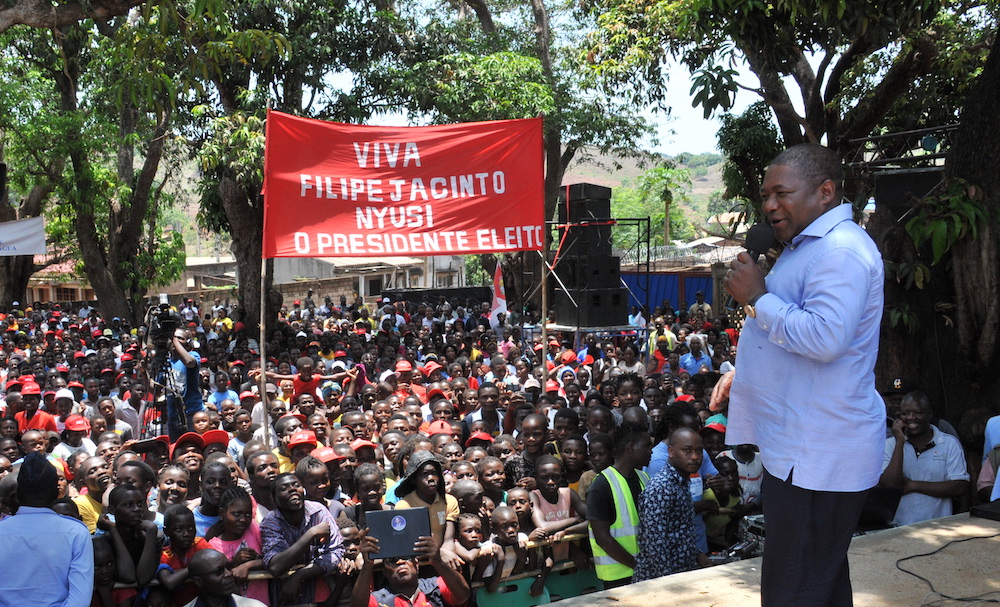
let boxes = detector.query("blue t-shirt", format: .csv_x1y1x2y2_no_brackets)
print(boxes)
208,389,239,407
167,357,204,420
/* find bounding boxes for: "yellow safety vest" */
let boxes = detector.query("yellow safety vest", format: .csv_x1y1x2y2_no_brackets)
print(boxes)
588,466,649,582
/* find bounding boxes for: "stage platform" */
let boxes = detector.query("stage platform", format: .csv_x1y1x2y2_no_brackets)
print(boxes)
551,514,1000,606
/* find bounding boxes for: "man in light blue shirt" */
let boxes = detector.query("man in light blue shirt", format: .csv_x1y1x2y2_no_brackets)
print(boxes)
725,144,884,607
0,452,94,607
678,335,713,375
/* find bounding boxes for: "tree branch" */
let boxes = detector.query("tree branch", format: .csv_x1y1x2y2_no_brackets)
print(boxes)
123,108,172,246
743,48,807,145
463,0,495,34
838,35,937,150
0,0,144,34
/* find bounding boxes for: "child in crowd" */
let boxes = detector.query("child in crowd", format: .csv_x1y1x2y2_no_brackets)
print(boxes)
506,487,545,542
206,486,269,604
477,456,507,507
530,455,589,567
703,456,742,551
451,479,488,533
100,484,160,597
482,506,549,597
453,511,498,584
489,435,517,463
158,504,212,606
504,414,548,491
394,450,460,566
464,446,489,465
577,432,613,502
227,410,255,468
155,464,190,515
560,435,588,494
191,461,233,536
92,535,127,607
327,518,363,606
341,463,391,526
451,460,478,482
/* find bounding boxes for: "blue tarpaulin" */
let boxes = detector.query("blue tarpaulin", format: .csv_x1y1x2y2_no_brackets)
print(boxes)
621,272,713,313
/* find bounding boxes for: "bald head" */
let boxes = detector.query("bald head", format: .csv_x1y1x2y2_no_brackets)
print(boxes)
188,548,229,577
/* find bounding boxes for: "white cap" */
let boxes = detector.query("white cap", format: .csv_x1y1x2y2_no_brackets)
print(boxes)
55,388,76,401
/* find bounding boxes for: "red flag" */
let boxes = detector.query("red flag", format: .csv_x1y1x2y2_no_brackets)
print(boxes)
262,111,545,258
489,261,507,328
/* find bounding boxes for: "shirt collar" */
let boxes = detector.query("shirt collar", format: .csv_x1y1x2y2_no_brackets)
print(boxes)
789,203,853,247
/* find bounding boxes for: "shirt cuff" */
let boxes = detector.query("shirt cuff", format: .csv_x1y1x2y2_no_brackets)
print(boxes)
750,292,781,332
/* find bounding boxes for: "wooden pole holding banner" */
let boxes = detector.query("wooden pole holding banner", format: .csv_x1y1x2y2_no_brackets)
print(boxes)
259,256,270,452
540,247,549,385
259,106,272,453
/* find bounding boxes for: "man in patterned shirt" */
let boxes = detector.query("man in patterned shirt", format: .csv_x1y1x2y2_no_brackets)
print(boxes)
261,472,344,604
634,428,710,581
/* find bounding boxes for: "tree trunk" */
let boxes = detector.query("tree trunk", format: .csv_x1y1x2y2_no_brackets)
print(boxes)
0,181,53,307
0,255,34,307
218,173,275,337
946,37,1000,377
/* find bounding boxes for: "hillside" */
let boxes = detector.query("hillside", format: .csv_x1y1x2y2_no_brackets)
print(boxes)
561,148,726,222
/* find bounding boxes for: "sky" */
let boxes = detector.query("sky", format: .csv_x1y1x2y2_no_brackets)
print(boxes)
360,58,762,159
646,61,757,157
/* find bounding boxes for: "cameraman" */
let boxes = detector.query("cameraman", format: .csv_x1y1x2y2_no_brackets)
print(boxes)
166,328,203,441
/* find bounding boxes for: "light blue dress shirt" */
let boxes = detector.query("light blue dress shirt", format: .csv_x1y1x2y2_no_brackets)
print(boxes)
0,506,94,607
728,204,885,492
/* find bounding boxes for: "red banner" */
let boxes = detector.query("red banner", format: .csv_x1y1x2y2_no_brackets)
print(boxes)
262,111,545,258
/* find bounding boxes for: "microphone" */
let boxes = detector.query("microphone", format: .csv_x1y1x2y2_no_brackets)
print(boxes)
725,223,777,310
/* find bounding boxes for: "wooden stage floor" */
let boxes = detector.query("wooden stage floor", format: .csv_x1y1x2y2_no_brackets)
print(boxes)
551,514,1000,607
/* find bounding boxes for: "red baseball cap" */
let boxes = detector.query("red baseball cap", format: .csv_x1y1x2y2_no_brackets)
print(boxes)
350,438,378,452
65,415,91,432
423,360,444,375
311,446,343,463
289,430,318,450
426,388,448,401
425,420,453,437
171,432,205,459
20,382,41,395
202,429,230,448
465,432,495,447
700,422,727,435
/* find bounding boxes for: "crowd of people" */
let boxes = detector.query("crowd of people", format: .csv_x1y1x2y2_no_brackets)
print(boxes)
0,264,980,605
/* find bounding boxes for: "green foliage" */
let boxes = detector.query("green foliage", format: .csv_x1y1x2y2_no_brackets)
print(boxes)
690,66,739,119
707,190,739,217
716,101,784,219
0,14,208,315
465,255,492,286
197,111,267,233
611,164,697,247
379,0,653,172
585,0,945,106
886,303,920,333
884,260,931,289
905,178,987,265
839,6,993,134
389,51,557,122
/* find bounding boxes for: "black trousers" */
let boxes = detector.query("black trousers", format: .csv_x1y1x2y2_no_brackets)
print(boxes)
760,468,870,607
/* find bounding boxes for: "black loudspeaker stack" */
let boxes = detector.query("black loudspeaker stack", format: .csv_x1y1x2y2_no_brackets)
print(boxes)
553,183,628,327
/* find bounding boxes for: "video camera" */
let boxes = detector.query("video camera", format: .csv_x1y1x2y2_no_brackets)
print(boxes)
147,303,182,349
